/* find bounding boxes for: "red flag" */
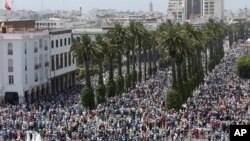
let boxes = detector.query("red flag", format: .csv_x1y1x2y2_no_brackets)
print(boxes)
4,0,11,10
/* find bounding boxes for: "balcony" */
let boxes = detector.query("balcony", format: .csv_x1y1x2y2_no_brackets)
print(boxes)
45,61,49,67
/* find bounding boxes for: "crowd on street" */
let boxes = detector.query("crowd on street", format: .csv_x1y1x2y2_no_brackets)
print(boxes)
0,44,249,141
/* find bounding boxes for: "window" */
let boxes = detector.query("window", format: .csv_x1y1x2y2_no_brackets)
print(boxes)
64,52,67,67
44,40,48,50
68,52,71,66
64,38,67,46
9,75,14,84
35,72,38,82
24,42,27,54
8,59,13,72
60,53,63,68
25,58,27,71
68,37,71,45
51,56,55,71
34,42,38,53
56,40,58,47
56,54,59,70
51,40,54,48
60,39,63,47
8,43,13,55
39,39,43,49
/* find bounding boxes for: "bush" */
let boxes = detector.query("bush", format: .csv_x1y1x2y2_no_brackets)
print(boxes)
106,80,116,97
80,86,95,110
131,70,137,88
208,60,215,72
159,58,170,69
95,84,106,104
148,66,153,76
115,76,124,95
165,89,182,110
124,74,131,90
153,66,157,74
237,55,250,78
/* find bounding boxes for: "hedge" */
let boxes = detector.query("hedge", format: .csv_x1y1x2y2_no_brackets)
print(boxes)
80,86,95,110
95,84,106,104
236,55,250,78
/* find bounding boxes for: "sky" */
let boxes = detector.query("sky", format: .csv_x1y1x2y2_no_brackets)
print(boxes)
1,0,250,12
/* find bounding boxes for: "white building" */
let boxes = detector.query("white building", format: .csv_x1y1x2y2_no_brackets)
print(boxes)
49,29,76,95
0,20,76,104
202,0,224,20
167,0,186,21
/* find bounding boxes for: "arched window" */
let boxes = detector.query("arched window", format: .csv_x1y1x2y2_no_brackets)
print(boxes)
8,43,13,55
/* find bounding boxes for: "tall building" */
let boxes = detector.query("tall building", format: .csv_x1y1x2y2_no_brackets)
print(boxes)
0,20,76,104
202,0,224,20
149,1,153,12
185,0,202,19
167,0,185,21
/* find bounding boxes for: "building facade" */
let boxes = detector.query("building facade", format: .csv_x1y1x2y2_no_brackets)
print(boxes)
185,0,202,19
202,0,224,20
167,0,186,21
49,29,76,94
0,20,76,104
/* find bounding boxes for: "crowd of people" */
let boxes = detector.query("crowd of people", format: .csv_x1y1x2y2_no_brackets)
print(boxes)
0,44,249,141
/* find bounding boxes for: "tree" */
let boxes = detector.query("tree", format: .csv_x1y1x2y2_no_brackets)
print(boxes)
104,32,118,97
71,34,95,108
109,23,126,95
94,34,106,104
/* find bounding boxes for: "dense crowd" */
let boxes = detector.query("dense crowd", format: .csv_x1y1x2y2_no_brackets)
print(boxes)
0,44,249,141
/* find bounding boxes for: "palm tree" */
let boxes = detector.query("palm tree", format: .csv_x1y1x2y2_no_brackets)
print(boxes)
93,34,107,103
128,21,138,87
109,23,126,95
71,34,94,88
130,21,146,83
104,32,118,97
71,34,95,109
158,21,188,88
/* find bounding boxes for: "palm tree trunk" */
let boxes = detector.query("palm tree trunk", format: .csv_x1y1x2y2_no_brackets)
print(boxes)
138,38,142,83
176,62,183,87
171,59,177,88
109,56,114,81
132,50,136,71
148,48,152,76
143,48,147,82
204,47,208,75
187,57,192,79
98,60,104,85
182,57,187,82
118,53,123,77
126,50,130,75
153,45,157,70
84,59,91,88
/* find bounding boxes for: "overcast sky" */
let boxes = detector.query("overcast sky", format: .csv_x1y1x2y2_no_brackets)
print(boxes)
2,0,250,12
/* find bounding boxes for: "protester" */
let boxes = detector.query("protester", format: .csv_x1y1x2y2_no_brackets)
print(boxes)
0,44,249,141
